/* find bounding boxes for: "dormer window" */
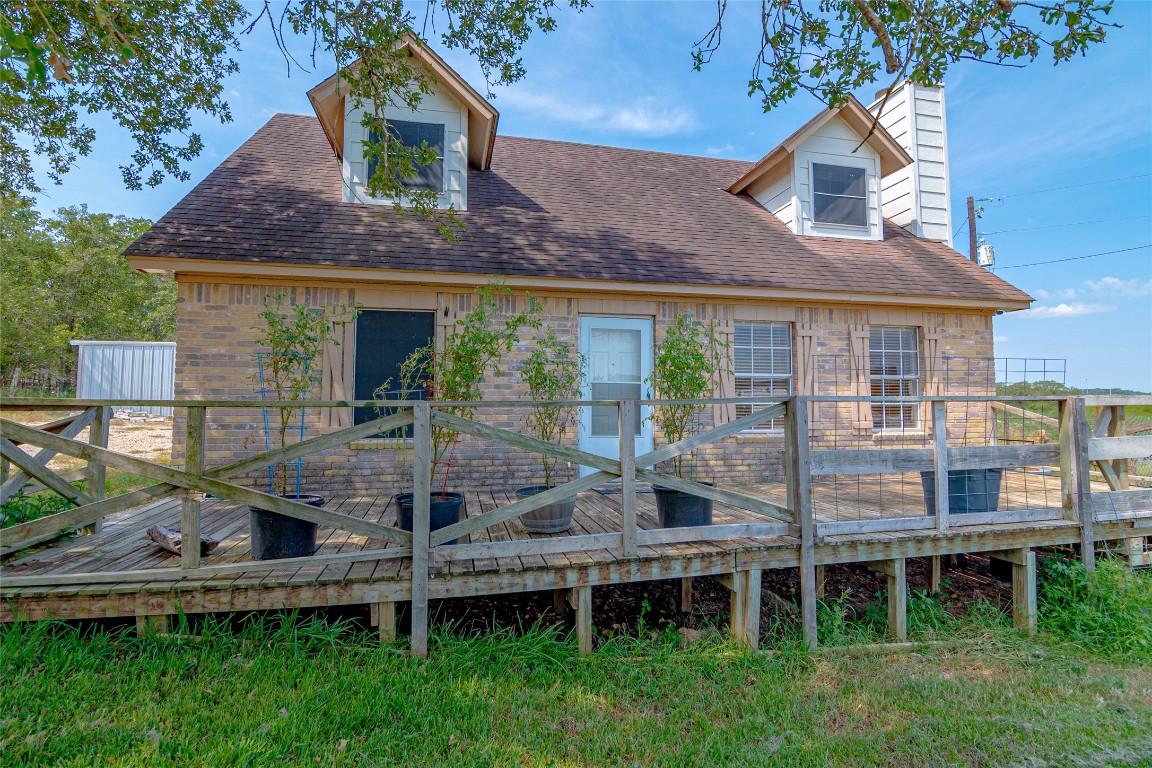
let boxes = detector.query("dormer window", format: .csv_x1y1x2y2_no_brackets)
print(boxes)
367,120,446,192
812,163,867,227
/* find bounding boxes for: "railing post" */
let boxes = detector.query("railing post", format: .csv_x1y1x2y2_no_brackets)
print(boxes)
410,401,432,657
786,396,818,650
1059,397,1094,571
180,406,206,570
82,405,111,535
619,399,637,557
931,400,950,531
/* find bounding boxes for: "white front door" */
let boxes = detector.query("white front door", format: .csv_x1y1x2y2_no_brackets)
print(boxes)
578,316,654,476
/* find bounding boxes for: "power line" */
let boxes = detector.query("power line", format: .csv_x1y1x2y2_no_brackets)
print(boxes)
981,214,1151,236
983,173,1152,201
952,215,969,240
993,244,1151,270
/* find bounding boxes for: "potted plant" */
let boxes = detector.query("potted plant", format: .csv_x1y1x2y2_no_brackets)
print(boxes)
648,311,726,528
393,282,540,542
515,327,585,533
249,293,357,559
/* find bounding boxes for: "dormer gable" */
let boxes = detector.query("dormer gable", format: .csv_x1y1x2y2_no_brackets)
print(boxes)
306,33,499,210
729,96,912,242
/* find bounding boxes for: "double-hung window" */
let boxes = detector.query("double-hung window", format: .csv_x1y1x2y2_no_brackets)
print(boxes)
366,120,445,193
869,326,920,431
733,321,793,430
353,310,435,437
812,163,867,227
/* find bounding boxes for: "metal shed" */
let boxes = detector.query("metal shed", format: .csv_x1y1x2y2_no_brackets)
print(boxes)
71,341,176,417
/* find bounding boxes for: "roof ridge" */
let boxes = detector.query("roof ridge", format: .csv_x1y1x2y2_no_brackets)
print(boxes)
494,134,753,166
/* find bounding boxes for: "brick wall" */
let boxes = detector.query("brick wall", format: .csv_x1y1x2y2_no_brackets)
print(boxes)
173,277,998,495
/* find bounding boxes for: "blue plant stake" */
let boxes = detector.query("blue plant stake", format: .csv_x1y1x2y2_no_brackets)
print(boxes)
257,351,309,498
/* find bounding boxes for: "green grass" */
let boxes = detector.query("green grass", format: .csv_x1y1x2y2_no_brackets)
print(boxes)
2,606,1151,767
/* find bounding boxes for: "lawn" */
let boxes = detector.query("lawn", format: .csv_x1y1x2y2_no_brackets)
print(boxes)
3,580,1150,768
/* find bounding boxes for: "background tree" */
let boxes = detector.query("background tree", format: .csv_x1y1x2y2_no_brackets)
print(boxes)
2,0,1115,232
0,197,175,384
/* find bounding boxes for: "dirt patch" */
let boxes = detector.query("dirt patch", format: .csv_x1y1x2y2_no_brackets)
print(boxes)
428,556,1013,642
4,411,175,471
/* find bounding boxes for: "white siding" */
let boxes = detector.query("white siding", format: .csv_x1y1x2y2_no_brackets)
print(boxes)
342,84,469,210
869,82,953,243
748,170,796,231
792,116,883,241
72,341,176,416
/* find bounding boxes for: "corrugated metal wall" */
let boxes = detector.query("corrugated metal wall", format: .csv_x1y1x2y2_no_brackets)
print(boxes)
72,341,176,416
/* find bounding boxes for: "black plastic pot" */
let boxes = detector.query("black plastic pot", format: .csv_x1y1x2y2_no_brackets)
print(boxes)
653,483,714,528
919,469,1004,515
515,485,576,534
249,493,325,560
396,492,464,545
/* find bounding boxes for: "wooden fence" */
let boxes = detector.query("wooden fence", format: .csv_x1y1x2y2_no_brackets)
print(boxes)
1,395,1150,654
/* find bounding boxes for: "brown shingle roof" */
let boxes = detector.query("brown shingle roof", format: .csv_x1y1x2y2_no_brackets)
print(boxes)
125,113,1031,305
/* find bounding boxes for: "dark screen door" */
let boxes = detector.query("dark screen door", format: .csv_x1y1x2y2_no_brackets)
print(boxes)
353,310,435,432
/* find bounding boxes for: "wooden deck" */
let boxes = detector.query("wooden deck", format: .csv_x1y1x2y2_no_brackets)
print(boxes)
3,394,1149,652
1,472,1127,623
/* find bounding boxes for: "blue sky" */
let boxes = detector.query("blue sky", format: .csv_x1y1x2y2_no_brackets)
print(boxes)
28,1,1152,391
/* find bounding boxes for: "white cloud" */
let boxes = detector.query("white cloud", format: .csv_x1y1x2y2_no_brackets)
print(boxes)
607,97,696,135
1082,276,1152,298
994,335,1009,342
500,90,695,137
1019,302,1118,319
229,89,241,98
705,143,736,156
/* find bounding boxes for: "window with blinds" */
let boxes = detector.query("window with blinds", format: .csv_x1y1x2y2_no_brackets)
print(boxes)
733,321,793,430
869,326,921,430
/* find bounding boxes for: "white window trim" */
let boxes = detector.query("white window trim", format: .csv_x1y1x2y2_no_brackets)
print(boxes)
810,162,869,229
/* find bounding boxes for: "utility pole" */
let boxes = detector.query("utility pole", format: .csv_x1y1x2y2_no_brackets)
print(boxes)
966,195,978,261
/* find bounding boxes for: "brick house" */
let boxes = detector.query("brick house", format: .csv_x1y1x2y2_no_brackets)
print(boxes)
125,36,1031,492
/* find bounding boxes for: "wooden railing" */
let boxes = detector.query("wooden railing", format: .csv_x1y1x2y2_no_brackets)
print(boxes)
1,394,1150,653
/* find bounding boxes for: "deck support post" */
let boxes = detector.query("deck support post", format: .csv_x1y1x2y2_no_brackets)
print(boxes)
135,613,173,637
786,396,818,650
552,589,569,617
928,556,943,593
865,558,907,642
370,601,397,643
989,548,1036,633
680,577,693,613
815,565,826,599
82,405,111,535
410,402,432,658
180,406,205,570
719,570,762,650
567,585,593,654
1060,397,1095,571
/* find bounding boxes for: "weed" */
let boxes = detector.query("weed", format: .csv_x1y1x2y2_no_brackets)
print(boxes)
1038,554,1152,660
0,487,77,528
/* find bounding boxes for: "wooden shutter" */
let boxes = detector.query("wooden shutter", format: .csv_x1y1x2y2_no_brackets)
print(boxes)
795,327,817,396
923,327,943,397
320,319,355,431
849,324,874,431
713,318,736,425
